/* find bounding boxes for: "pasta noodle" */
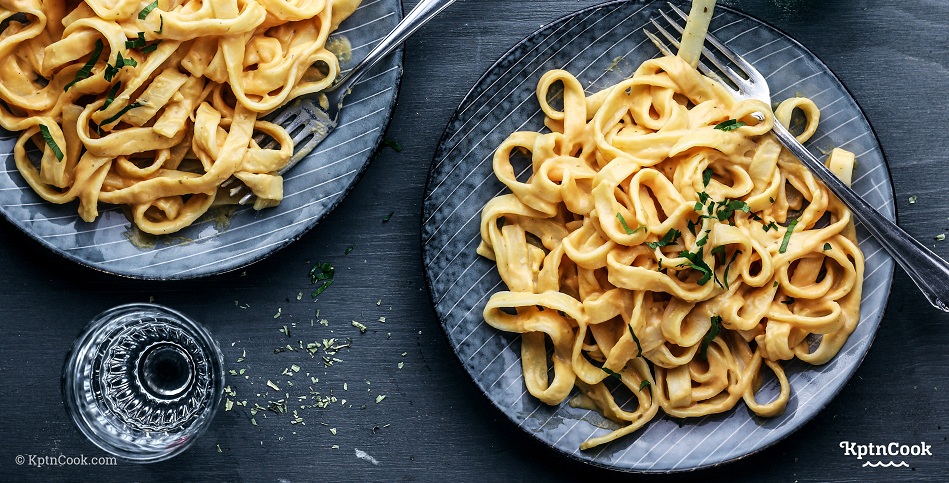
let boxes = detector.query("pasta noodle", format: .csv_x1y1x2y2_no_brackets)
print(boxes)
476,53,864,449
1,0,361,234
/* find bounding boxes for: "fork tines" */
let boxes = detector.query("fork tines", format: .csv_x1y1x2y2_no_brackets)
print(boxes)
644,2,748,92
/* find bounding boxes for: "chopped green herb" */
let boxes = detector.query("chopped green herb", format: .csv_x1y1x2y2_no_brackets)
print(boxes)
686,219,697,236
646,228,681,250
64,39,104,92
352,320,367,333
38,125,64,161
702,168,713,187
104,52,138,82
763,221,779,232
695,230,709,247
99,101,143,126
601,366,622,381
699,315,723,360
937,234,947,241
382,212,394,223
909,195,918,204
308,262,334,297
773,280,779,288
140,41,161,54
722,250,742,290
311,280,333,297
779,218,799,254
781,297,796,305
823,242,832,250
99,82,122,112
155,14,164,34
697,191,711,204
616,212,645,235
627,323,643,358
344,245,354,255
638,380,651,392
309,261,334,282
694,201,704,211
138,0,159,20
714,119,746,131
716,199,751,221
125,32,147,49
678,247,713,285
382,138,403,152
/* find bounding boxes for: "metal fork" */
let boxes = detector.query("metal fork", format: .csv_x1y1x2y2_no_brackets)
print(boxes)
227,0,457,204
648,2,949,312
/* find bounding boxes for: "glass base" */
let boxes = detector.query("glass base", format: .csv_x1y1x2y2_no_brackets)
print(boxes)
62,303,224,463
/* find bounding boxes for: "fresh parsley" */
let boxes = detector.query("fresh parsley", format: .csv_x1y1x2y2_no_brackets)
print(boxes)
125,32,147,49
627,323,643,358
64,39,104,91
138,0,159,20
638,380,651,392
616,212,645,235
695,230,709,247
716,199,751,222
699,315,723,360
714,119,746,131
382,138,403,152
722,249,742,290
141,40,162,54
309,262,335,297
312,280,333,297
601,367,622,381
702,167,713,187
679,247,713,286
779,218,799,254
38,125,64,161
99,101,143,126
98,82,122,112
104,52,138,82
823,242,832,251
646,228,680,250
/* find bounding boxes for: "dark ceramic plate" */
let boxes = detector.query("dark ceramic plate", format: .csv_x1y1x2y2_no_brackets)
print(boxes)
0,0,403,279
422,0,895,473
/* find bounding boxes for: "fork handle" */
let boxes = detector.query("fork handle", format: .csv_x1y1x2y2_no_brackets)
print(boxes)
332,0,458,96
771,122,949,312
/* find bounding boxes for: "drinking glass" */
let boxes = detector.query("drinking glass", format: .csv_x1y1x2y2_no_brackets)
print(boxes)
62,303,224,462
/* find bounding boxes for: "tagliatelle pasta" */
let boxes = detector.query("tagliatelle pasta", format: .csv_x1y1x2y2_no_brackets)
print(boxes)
476,52,865,449
1,0,360,234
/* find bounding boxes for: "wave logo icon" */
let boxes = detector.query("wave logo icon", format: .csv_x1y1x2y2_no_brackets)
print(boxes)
840,441,931,469
862,461,910,468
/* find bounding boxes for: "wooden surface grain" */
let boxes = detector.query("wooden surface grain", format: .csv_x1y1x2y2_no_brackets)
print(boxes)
2,0,948,481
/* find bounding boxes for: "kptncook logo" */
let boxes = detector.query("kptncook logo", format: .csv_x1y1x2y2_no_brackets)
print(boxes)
839,441,933,468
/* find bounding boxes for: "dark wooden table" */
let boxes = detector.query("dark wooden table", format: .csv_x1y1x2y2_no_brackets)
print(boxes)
2,1,947,481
